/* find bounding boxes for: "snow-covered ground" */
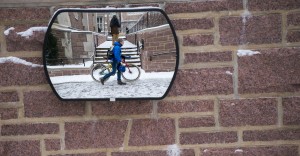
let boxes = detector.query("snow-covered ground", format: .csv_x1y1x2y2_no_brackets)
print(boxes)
50,69,174,99
47,61,93,69
98,40,137,49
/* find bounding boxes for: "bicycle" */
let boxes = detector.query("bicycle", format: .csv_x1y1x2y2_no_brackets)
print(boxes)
91,57,141,83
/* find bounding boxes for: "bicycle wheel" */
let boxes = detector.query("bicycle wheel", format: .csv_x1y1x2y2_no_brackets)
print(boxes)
121,64,141,81
91,64,110,82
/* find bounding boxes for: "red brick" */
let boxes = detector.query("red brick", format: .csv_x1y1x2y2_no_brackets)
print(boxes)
92,100,152,116
243,129,300,141
0,62,47,86
0,108,18,120
24,91,85,117
180,131,238,144
65,120,128,149
5,24,47,52
248,0,300,11
288,12,300,26
23,57,43,65
129,119,175,146
0,91,19,102
183,34,214,46
287,30,300,43
1,123,59,136
169,68,233,96
220,14,281,45
283,97,300,125
179,116,215,128
238,47,300,94
49,153,106,156
45,139,61,151
0,140,40,156
201,146,299,156
220,98,277,127
172,18,214,30
158,100,214,114
112,149,194,156
0,7,50,21
184,51,232,64
165,0,243,14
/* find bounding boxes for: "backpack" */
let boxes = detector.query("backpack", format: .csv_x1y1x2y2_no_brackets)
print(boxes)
107,46,114,59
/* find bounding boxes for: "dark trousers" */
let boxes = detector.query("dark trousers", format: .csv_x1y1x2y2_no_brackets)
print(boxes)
102,60,121,80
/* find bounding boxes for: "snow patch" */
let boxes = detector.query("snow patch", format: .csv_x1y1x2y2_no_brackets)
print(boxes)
47,61,93,69
237,50,260,57
98,40,137,49
226,71,233,75
50,69,174,84
4,27,15,35
167,144,181,156
17,27,47,38
0,56,43,67
241,0,252,23
203,149,209,153
241,10,252,23
234,149,243,153
51,75,93,84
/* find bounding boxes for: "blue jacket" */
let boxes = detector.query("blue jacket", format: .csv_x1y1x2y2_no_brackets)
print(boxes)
112,41,122,63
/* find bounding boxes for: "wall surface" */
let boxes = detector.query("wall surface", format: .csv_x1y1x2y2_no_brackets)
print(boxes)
0,0,300,156
127,26,176,72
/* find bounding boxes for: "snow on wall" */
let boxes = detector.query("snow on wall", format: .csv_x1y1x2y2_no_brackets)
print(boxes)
16,27,48,38
167,144,181,156
4,27,15,35
0,56,43,67
4,26,48,38
234,149,244,153
237,50,261,57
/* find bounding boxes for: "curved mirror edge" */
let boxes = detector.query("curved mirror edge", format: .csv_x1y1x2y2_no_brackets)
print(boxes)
43,7,179,101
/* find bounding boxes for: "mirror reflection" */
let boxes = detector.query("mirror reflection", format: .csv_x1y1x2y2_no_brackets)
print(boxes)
44,9,177,100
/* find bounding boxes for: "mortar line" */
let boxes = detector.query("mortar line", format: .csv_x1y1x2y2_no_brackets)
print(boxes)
277,97,283,127
175,117,180,145
150,100,159,119
0,26,7,53
85,101,92,117
238,130,243,143
195,148,201,156
40,139,46,156
59,122,66,151
123,119,133,148
18,90,25,119
213,15,220,46
233,49,239,99
214,98,220,129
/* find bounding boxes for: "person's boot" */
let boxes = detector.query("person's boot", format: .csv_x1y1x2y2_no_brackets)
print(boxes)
117,79,126,85
100,78,105,85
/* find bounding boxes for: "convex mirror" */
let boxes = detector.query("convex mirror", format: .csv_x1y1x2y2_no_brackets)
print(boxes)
43,7,179,101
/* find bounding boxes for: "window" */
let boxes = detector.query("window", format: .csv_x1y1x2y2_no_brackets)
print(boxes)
96,16,104,33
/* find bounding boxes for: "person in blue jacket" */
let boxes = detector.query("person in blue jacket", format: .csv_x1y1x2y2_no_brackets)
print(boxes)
100,38,126,85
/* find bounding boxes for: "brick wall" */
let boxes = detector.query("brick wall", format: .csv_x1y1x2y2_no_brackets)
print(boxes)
127,26,176,72
0,1,299,156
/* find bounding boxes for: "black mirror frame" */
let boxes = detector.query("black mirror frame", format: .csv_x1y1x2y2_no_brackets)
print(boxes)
43,7,179,101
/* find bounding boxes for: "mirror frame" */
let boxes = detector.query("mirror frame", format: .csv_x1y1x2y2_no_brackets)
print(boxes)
43,7,179,101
